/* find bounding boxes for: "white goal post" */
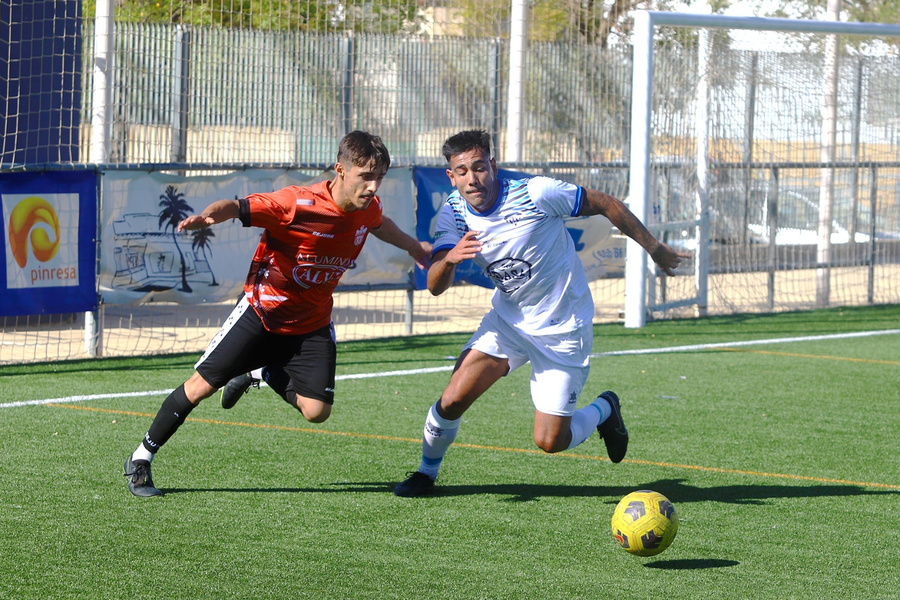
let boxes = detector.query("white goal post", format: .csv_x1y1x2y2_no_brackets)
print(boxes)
625,11,900,328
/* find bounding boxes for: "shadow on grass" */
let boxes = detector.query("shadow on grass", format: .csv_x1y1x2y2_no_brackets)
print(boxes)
160,478,899,504
644,558,739,570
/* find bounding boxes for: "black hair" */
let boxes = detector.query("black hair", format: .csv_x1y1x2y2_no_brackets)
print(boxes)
337,130,391,174
441,129,491,163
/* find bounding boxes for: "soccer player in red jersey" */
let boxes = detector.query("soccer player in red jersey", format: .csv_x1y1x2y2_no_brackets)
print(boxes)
124,131,430,497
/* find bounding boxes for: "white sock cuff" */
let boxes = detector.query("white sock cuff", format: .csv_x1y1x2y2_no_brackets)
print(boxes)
132,445,154,463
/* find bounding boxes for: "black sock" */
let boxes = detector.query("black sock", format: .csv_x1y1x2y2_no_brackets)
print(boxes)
142,384,196,454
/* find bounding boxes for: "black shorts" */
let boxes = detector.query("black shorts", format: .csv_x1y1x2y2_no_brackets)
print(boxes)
195,297,337,404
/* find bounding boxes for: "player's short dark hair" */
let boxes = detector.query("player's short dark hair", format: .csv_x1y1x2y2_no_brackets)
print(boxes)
337,130,391,174
441,129,491,163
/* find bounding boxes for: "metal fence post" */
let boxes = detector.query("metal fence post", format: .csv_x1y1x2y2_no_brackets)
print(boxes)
341,33,355,134
868,165,877,304
848,58,864,241
741,53,758,246
767,167,779,310
171,25,192,164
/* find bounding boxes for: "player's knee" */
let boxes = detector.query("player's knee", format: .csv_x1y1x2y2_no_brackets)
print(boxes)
184,372,216,404
533,431,568,454
436,398,466,421
304,411,330,424
297,397,331,423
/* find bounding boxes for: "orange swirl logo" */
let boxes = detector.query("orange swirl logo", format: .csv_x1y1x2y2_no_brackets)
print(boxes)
8,196,60,268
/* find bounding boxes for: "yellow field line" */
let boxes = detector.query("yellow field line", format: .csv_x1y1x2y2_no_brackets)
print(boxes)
617,457,900,490
50,402,900,491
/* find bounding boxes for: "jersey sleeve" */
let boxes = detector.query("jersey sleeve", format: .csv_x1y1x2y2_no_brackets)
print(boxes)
431,198,466,255
243,186,298,230
527,176,584,217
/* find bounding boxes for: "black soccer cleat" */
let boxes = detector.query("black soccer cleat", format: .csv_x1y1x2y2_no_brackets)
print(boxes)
393,471,436,498
596,390,628,463
220,373,259,409
123,456,163,497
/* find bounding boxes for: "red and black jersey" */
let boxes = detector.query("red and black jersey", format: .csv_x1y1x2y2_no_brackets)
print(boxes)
238,180,383,335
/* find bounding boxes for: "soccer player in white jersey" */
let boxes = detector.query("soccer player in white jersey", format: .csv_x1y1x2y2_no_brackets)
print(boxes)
394,129,690,497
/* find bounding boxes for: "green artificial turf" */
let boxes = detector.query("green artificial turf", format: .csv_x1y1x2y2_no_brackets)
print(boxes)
1,305,898,599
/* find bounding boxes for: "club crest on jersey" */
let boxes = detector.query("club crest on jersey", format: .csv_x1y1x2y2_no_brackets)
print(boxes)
486,258,532,293
354,226,368,246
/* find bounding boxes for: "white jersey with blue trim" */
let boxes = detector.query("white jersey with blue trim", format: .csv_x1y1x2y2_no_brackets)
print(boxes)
432,176,594,336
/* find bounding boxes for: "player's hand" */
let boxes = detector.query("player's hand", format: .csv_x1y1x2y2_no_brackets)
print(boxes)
446,230,482,265
651,243,692,276
411,241,433,270
176,215,214,232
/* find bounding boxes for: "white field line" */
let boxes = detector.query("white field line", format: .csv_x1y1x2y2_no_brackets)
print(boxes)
588,328,900,357
2,328,897,409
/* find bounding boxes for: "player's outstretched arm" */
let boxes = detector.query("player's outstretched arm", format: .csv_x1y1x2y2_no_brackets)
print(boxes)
578,189,690,276
177,199,240,232
371,216,432,271
427,230,482,296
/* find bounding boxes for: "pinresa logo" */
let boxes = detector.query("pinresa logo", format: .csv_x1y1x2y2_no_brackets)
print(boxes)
4,193,76,289
8,196,60,268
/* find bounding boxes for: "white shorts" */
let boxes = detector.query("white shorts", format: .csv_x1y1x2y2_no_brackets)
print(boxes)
464,310,593,417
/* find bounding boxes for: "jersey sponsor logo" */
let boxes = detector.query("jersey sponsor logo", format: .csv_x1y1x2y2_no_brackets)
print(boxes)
486,258,531,293
479,234,507,251
354,226,368,246
291,263,346,289
295,253,355,268
312,231,335,238
296,198,315,206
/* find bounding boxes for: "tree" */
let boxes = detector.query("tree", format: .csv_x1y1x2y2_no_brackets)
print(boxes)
452,0,704,46
81,0,423,33
768,0,900,22
157,185,193,293
191,227,218,286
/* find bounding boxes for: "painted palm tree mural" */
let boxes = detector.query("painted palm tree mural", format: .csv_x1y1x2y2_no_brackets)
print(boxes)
191,227,218,286
158,185,193,292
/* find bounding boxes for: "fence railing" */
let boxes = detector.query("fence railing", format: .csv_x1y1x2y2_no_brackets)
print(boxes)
3,12,900,364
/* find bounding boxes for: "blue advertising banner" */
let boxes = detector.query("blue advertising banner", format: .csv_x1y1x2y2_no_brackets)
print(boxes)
0,171,98,316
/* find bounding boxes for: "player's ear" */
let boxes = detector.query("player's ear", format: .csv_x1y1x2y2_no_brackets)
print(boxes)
335,162,345,178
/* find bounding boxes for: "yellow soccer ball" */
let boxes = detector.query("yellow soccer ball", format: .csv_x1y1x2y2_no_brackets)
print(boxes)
611,490,679,557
